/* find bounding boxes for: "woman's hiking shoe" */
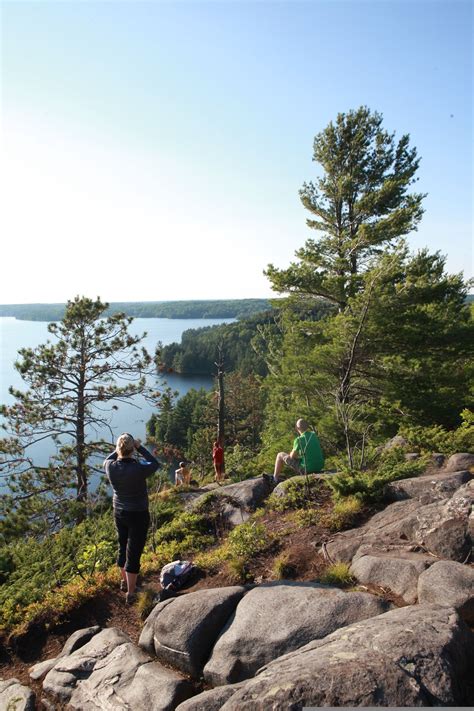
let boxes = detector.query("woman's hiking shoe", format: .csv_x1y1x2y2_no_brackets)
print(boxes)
125,592,137,605
262,473,276,488
120,576,142,592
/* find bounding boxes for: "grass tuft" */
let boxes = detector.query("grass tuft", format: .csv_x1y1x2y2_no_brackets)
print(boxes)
320,562,354,586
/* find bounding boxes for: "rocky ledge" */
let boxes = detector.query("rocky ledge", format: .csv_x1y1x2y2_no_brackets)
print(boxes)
2,452,473,710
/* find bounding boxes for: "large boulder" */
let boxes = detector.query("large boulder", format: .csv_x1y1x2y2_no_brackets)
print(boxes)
271,473,327,499
68,642,193,711
139,586,245,678
191,477,271,513
0,678,35,711
221,604,474,709
445,453,474,472
382,435,408,451
384,469,472,504
418,561,474,623
175,683,245,711
203,581,390,686
325,491,472,564
350,546,434,604
29,625,101,681
43,627,130,701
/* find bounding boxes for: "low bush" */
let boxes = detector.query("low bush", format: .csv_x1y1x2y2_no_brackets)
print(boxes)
272,553,297,579
320,562,354,586
400,409,474,456
324,496,363,532
327,450,427,503
267,476,327,512
227,521,268,558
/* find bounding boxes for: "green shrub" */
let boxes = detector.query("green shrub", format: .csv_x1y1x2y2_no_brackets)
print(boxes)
325,496,363,531
272,553,297,579
400,410,474,456
320,562,354,586
291,508,320,528
328,450,427,503
225,556,250,583
136,589,155,621
194,543,232,572
267,475,327,512
228,521,268,558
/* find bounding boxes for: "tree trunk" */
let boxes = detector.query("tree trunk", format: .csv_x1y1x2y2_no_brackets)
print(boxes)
76,344,87,517
216,346,225,472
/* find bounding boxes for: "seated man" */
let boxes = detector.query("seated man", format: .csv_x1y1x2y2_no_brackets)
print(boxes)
269,418,324,484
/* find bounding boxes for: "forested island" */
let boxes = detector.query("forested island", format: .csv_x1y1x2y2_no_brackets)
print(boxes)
0,298,271,322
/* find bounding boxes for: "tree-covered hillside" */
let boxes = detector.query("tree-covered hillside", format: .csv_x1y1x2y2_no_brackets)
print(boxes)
0,299,272,322
159,300,334,376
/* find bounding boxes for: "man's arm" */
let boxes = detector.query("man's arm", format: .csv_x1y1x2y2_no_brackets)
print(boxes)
289,435,301,460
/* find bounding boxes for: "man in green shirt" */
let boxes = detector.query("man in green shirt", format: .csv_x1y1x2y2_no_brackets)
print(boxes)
269,418,324,484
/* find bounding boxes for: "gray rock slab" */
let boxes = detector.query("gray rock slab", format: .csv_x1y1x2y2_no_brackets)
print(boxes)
139,597,176,654
118,660,194,711
43,627,130,701
176,683,245,711
445,453,474,472
325,491,472,564
0,678,35,711
431,453,446,468
220,604,474,709
203,581,390,686
29,657,59,682
350,550,433,604
418,561,474,623
272,473,327,498
140,586,245,678
29,625,101,681
68,641,193,711
385,469,472,504
383,435,408,451
191,477,271,514
68,642,147,709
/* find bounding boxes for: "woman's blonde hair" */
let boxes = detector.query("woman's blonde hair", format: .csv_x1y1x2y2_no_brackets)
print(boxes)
116,433,135,458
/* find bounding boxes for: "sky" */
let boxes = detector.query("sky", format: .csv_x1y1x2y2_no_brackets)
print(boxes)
0,0,472,303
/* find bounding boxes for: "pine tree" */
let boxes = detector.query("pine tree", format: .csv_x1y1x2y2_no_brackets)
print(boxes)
0,296,157,536
265,106,425,309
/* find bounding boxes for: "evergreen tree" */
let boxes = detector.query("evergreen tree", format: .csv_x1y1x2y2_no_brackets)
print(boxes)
0,296,157,535
260,107,471,468
265,106,425,309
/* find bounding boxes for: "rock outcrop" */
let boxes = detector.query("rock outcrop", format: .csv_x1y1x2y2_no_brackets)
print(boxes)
220,605,474,709
203,582,390,685
0,678,35,711
68,642,193,711
185,477,273,528
139,586,245,678
418,560,474,622
350,546,434,604
9,451,474,710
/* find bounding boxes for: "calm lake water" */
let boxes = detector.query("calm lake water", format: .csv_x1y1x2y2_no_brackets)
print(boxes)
0,316,233,476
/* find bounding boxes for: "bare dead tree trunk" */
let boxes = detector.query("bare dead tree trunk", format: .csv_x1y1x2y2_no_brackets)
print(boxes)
215,344,225,473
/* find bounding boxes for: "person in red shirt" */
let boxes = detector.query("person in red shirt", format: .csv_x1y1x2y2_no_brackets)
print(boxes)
212,441,224,483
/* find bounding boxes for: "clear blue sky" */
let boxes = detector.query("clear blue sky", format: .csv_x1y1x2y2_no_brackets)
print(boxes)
1,0,472,302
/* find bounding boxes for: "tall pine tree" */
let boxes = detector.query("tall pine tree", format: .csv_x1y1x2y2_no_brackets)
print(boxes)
0,296,158,536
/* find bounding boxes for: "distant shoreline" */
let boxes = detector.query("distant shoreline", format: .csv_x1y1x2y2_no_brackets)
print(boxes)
0,299,273,322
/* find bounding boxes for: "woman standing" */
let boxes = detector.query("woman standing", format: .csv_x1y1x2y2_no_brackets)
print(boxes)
104,433,159,603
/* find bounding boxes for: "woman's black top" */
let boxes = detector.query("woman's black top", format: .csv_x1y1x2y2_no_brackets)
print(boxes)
104,445,159,512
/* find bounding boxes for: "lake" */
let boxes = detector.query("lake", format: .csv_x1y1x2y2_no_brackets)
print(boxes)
0,315,233,471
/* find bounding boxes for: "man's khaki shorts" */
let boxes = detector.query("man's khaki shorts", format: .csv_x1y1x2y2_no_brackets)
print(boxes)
282,454,304,475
